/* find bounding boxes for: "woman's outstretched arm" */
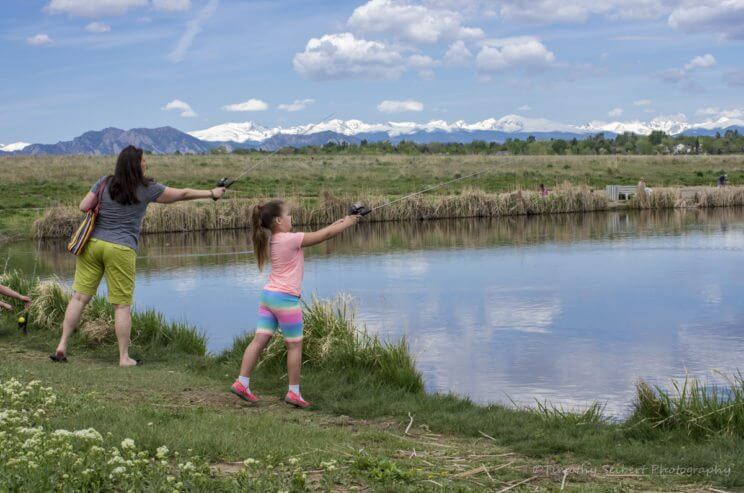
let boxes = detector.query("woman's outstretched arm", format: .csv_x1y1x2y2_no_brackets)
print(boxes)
156,186,226,204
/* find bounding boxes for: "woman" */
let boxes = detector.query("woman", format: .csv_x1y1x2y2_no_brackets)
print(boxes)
51,145,226,366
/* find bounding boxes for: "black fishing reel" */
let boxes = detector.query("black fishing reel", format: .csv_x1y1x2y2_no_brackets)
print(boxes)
214,177,235,201
216,177,235,188
348,202,372,216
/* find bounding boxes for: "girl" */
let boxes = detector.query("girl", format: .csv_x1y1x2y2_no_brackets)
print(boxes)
52,145,226,366
231,200,360,408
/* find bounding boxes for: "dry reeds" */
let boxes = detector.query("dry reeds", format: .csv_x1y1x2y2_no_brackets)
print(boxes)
32,186,608,238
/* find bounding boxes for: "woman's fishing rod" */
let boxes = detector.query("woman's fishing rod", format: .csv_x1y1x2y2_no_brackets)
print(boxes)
348,168,490,216
214,112,337,196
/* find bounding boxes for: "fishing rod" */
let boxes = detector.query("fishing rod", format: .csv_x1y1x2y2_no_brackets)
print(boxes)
347,168,490,216
214,112,338,196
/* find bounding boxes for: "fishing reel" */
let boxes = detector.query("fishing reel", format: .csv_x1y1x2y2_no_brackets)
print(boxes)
17,313,28,335
216,177,235,188
214,177,235,201
348,202,372,216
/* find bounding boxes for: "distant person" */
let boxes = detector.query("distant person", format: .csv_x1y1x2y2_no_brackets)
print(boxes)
230,200,360,408
718,174,727,187
0,284,31,312
538,183,550,196
51,145,226,366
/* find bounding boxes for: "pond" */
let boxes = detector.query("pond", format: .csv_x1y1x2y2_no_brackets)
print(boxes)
3,208,743,415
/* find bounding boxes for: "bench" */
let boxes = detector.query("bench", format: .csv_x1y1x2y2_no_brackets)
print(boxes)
605,185,637,201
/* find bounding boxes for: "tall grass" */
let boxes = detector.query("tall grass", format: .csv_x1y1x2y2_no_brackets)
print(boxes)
630,374,744,437
218,295,424,393
1,269,422,391
32,186,609,238
0,270,207,356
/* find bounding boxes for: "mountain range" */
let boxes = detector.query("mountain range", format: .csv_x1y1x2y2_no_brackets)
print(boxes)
2,114,742,156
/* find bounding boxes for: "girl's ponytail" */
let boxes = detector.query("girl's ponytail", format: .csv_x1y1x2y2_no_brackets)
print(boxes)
251,200,284,271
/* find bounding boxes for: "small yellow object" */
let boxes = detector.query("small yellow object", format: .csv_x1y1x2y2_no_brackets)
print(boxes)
18,316,25,324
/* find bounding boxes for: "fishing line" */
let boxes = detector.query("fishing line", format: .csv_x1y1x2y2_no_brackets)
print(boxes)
215,111,338,192
369,169,490,213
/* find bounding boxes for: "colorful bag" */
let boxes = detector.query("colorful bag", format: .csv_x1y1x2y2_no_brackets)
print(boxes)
67,177,109,256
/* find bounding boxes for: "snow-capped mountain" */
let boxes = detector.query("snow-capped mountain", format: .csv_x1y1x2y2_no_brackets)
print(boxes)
0,142,31,152
188,114,587,143
5,114,743,156
582,114,744,136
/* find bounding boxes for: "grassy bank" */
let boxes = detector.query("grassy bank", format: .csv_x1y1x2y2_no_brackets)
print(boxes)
32,185,610,239
1,272,743,490
2,153,742,236
31,184,744,239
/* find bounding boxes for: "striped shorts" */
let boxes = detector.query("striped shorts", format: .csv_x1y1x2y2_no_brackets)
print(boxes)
256,289,303,341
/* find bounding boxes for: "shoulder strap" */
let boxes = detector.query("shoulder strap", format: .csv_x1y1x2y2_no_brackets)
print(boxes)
93,176,110,215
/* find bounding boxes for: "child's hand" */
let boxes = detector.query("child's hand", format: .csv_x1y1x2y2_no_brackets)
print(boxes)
0,301,11,311
19,295,31,310
345,214,360,226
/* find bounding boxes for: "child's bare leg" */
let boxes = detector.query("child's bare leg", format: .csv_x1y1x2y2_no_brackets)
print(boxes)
286,340,303,386
239,333,272,377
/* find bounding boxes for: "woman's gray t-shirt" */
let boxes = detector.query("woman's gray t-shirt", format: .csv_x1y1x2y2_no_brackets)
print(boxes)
90,176,166,250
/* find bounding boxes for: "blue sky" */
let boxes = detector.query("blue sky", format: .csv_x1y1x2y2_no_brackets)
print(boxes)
1,0,743,143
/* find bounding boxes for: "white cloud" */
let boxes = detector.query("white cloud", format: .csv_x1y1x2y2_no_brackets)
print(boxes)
408,54,438,77
475,36,555,74
153,0,191,11
278,99,315,112
498,0,670,24
633,99,652,106
662,53,717,85
44,0,148,18
26,34,53,46
696,107,744,119
684,53,716,71
293,32,406,80
377,99,424,113
518,104,531,111
162,99,196,117
222,99,268,112
168,0,218,62
347,0,483,44
608,107,623,117
443,40,472,66
85,22,111,33
668,1,744,40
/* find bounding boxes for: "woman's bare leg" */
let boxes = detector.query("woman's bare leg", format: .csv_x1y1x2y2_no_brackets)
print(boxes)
113,304,137,367
55,292,92,356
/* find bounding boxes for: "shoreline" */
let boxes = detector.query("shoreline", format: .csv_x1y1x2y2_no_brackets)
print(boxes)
0,272,742,489
28,185,744,239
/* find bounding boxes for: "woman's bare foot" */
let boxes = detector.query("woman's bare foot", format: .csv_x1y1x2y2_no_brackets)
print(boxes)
119,357,139,368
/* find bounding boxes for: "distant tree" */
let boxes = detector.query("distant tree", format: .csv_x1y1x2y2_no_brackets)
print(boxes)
649,130,666,146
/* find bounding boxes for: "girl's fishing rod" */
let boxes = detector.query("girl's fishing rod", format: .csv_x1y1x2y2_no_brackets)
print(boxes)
347,169,490,216
214,112,337,196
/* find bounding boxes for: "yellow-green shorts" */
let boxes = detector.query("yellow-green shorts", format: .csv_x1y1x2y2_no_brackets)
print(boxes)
72,238,136,306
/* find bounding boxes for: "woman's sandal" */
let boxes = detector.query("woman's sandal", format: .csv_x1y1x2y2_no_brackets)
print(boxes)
49,351,68,363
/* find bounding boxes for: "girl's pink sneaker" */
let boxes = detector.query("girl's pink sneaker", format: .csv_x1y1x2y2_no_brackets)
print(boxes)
230,381,259,403
284,391,311,408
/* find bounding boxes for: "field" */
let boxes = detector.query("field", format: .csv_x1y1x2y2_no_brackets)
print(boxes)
1,271,743,491
2,153,744,238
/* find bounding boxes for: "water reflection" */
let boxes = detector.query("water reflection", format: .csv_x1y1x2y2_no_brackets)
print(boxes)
2,207,744,416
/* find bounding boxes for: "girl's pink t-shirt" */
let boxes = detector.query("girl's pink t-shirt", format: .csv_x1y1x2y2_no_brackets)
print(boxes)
264,232,305,297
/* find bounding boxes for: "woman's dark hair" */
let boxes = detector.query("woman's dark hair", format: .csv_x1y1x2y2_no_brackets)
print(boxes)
108,145,152,205
251,199,284,271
